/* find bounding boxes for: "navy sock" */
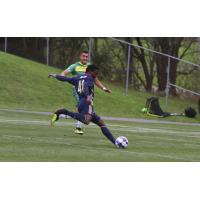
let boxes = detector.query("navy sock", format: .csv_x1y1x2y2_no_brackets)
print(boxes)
101,126,116,144
55,108,68,116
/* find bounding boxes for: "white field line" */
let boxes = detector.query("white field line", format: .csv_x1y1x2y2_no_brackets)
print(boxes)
0,134,196,161
109,127,200,147
0,118,75,126
133,136,200,148
0,118,200,138
112,127,200,135
1,108,200,127
0,118,130,128
2,118,200,147
1,118,200,161
1,117,199,136
134,134,200,144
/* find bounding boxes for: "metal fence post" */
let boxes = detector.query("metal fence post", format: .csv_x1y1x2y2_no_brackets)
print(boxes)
165,56,171,106
125,44,131,96
5,37,7,52
89,37,92,63
46,37,49,65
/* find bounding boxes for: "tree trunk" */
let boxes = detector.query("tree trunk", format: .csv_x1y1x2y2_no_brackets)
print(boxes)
169,57,179,95
135,38,153,91
155,38,183,95
156,54,168,91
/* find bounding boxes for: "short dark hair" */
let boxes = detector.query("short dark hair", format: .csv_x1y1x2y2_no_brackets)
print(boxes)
86,64,99,73
81,50,89,54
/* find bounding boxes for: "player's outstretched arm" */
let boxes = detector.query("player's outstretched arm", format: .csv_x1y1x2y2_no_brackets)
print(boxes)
48,74,57,78
61,69,70,76
94,77,112,93
48,74,75,85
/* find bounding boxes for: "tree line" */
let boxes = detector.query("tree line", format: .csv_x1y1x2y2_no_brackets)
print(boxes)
0,37,199,95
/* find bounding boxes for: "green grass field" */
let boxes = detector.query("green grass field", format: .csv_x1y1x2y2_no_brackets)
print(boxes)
0,51,200,162
0,110,200,161
0,51,199,123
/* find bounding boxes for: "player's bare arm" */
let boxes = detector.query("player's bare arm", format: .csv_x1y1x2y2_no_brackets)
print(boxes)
94,77,112,93
61,69,70,76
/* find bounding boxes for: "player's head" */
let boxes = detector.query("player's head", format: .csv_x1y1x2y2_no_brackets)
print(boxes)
80,50,89,65
86,64,99,78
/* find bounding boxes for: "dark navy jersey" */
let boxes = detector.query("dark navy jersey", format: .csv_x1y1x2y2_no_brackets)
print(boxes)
55,74,94,99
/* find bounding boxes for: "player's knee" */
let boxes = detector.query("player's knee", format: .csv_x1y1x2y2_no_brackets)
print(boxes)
84,120,90,125
98,119,105,127
84,119,91,125
84,114,92,125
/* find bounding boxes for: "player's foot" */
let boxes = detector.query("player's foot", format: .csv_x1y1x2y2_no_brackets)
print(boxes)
50,113,59,126
74,127,84,135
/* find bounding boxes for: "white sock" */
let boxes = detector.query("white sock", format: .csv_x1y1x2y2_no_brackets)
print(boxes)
59,114,71,119
76,121,82,129
59,114,66,119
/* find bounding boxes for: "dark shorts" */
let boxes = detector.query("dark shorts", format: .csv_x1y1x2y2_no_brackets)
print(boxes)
78,98,101,124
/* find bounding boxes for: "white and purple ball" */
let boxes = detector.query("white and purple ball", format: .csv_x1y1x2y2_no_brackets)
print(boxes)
115,136,128,148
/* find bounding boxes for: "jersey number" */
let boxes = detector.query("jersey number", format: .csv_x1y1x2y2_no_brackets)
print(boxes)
77,80,85,93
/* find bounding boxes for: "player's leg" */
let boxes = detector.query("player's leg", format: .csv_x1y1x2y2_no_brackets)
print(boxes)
91,113,116,145
67,110,92,125
74,108,84,135
51,99,93,127
73,87,84,134
56,108,92,125
72,98,93,125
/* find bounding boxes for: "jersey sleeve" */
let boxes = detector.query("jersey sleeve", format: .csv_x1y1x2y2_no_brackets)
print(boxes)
55,75,76,86
65,63,76,73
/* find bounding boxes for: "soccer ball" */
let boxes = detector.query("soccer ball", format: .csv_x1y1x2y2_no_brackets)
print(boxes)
115,136,128,148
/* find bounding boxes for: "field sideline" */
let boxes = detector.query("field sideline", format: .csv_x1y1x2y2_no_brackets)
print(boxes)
0,109,200,161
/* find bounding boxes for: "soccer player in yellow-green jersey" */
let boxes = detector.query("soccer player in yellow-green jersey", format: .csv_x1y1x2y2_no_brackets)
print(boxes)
59,50,111,135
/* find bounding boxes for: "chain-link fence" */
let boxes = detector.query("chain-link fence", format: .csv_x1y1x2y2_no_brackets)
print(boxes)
102,38,200,104
169,57,200,101
1,37,200,104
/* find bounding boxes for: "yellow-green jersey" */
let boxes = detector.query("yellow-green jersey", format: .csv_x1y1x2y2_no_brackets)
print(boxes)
65,61,88,107
66,62,88,75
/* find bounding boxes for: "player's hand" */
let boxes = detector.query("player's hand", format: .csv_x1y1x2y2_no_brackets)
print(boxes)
103,87,112,93
48,74,56,78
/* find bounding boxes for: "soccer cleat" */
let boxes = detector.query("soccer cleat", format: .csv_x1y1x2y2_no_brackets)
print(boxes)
50,113,59,126
74,127,84,135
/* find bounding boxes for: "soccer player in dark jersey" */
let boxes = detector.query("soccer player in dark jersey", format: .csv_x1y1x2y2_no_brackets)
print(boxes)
48,65,117,147
60,50,111,135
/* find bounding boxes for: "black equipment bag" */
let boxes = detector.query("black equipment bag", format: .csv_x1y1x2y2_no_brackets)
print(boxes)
184,107,197,118
145,97,170,117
